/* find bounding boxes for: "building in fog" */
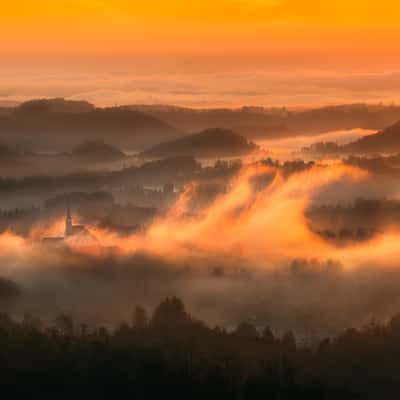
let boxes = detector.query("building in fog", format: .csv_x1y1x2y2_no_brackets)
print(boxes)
64,206,86,237
43,207,96,246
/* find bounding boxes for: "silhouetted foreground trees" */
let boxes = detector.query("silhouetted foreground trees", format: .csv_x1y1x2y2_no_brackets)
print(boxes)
2,297,400,398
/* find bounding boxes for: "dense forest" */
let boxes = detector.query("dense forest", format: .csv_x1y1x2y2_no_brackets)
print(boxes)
1,296,400,399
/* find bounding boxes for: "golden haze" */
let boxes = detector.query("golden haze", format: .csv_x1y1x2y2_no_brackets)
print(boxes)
3,164,400,271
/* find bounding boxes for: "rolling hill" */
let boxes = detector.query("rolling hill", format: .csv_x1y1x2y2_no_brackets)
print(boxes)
0,98,184,151
142,128,259,158
71,141,126,162
346,121,400,153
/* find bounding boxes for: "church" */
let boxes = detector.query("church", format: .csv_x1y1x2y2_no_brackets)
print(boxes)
64,207,86,237
43,207,97,246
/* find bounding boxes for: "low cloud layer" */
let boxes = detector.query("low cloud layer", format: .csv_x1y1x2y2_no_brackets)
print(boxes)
2,70,400,108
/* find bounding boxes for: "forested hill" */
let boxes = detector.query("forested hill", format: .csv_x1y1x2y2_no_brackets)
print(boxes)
142,128,259,158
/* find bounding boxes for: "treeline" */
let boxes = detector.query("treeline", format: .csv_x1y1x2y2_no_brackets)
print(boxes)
2,297,400,398
0,157,315,202
0,156,201,194
345,154,400,174
308,198,400,243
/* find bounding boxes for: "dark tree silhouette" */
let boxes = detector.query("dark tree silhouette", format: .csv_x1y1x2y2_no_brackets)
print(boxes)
0,298,400,399
132,305,148,330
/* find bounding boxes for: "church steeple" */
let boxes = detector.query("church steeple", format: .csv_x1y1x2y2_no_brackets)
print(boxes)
65,206,73,237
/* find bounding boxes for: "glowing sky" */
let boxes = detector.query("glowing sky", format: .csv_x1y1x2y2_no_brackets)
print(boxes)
1,1,400,106
2,0,400,56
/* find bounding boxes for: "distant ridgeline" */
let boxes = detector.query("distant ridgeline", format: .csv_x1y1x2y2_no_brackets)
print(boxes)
0,98,183,151
3,99,400,153
130,103,400,138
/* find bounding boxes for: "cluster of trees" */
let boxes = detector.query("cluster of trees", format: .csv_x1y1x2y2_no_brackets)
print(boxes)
261,158,315,177
301,142,342,156
308,198,400,243
0,206,41,235
314,226,375,243
2,297,400,398
344,154,400,174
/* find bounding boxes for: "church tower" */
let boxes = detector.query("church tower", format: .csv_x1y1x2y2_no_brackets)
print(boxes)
65,206,73,237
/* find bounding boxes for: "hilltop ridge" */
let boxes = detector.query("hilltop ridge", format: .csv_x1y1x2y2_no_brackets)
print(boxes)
142,128,259,158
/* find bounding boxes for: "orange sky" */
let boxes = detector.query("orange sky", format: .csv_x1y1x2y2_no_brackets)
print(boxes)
1,1,400,107
2,0,400,58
